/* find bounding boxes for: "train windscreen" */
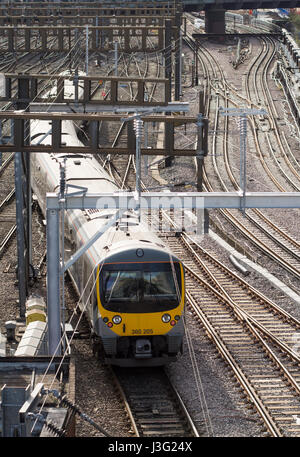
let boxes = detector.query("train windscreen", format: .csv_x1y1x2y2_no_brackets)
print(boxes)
99,262,182,313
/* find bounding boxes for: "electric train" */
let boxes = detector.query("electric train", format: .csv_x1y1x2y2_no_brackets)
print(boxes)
30,77,185,366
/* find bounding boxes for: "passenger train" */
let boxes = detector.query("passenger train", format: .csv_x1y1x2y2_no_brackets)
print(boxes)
30,74,185,366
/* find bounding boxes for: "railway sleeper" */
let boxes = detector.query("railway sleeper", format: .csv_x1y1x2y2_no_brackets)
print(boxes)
142,430,187,437
135,411,177,417
140,423,186,430
133,407,175,414
138,418,184,424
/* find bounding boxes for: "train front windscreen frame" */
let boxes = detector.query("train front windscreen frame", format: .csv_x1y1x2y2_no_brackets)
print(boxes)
98,261,183,313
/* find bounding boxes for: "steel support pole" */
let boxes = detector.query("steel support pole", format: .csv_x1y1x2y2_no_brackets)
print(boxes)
85,25,89,76
14,78,32,317
14,151,27,318
46,207,61,356
1,385,29,437
196,108,209,233
199,88,204,114
114,41,118,77
239,114,247,214
174,27,181,101
20,79,32,269
164,19,172,102
134,118,143,221
62,209,124,274
179,31,183,97
0,121,2,167
219,107,266,214
196,114,204,192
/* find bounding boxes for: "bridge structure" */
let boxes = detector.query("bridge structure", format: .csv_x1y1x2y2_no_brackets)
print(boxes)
58,0,296,33
2,1,297,35
181,0,298,32
182,0,299,11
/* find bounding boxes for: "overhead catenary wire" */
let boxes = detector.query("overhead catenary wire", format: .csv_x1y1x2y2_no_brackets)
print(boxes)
162,214,214,437
1,32,85,115
136,145,214,438
183,322,214,436
25,22,183,435
3,24,180,145
31,258,108,435
29,28,161,386
19,36,86,143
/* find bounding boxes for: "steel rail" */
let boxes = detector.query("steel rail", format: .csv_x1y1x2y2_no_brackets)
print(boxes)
162,208,300,332
105,34,162,189
162,214,300,435
189,30,300,282
111,366,199,437
109,366,140,437
162,204,300,358
181,244,300,435
181,240,300,361
164,367,200,438
186,290,282,437
0,153,14,175
0,188,15,210
0,223,16,257
164,14,300,437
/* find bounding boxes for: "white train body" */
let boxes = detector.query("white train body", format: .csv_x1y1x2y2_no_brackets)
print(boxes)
30,104,185,366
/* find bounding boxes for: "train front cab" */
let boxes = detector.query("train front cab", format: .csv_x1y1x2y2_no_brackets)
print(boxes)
94,254,185,367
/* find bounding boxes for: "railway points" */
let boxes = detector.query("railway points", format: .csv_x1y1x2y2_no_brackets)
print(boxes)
1,0,300,441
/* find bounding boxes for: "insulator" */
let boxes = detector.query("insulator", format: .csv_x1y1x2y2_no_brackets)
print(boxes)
45,420,66,437
238,117,247,134
59,161,66,197
27,412,66,437
133,118,144,139
59,394,81,416
59,394,111,437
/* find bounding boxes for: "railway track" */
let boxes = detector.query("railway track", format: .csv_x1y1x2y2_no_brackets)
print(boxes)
0,41,88,258
168,23,300,434
111,366,199,437
2,9,300,438
184,27,300,286
92,38,203,438
100,36,163,191
96,18,300,436
0,150,16,257
160,228,300,436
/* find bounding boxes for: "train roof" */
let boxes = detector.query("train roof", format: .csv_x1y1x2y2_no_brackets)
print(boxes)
100,239,180,265
70,209,181,266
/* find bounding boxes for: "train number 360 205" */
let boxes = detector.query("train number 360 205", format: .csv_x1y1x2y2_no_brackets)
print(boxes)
132,329,153,335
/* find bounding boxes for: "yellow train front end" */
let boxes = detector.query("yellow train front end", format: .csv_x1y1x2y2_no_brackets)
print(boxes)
95,250,185,367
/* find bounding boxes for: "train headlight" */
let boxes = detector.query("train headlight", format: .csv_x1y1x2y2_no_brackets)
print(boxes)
162,314,171,323
112,315,122,325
